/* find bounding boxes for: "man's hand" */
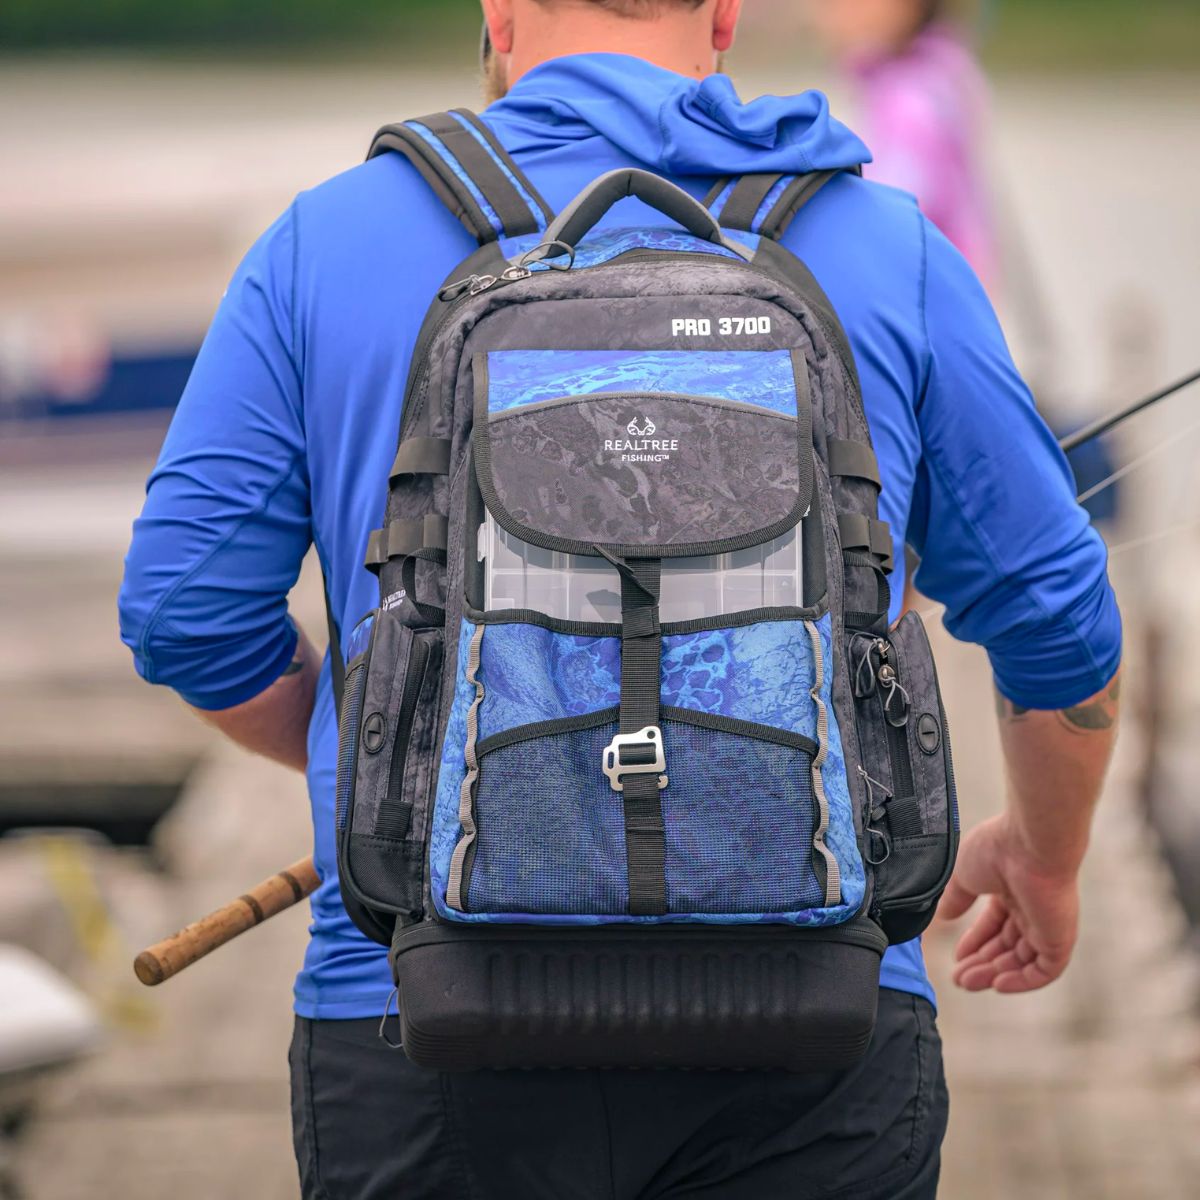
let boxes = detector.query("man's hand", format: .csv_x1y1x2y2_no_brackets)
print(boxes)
938,670,1120,993
940,813,1079,992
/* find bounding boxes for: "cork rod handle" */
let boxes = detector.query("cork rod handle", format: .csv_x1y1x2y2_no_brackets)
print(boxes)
133,856,320,986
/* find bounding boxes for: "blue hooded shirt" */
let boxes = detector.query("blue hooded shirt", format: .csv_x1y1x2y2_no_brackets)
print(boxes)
119,54,1121,1018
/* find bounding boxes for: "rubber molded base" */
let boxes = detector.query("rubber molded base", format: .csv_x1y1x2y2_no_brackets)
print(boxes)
389,918,886,1072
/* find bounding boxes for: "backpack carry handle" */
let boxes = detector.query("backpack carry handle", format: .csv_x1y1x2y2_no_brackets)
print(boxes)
539,169,753,261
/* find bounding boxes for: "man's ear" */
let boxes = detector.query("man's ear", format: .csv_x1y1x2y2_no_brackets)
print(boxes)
481,0,516,56
712,0,743,53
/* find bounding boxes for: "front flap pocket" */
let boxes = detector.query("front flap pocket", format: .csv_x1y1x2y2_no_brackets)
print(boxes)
458,712,827,918
472,349,812,556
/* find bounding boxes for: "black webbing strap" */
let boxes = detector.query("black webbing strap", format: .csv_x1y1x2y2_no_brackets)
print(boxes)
713,168,860,241
367,110,546,244
598,548,667,917
838,513,895,572
719,172,786,232
389,437,451,484
885,794,924,839
364,514,449,570
843,550,892,633
447,108,554,229
324,576,345,720
828,438,882,489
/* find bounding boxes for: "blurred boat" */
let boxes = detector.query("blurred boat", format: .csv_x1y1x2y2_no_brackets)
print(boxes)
0,944,102,1199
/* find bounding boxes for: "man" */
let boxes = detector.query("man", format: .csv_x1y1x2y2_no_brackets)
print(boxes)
118,1,1122,1196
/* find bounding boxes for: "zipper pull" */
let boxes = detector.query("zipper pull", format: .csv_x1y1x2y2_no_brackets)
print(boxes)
857,766,893,866
438,265,533,303
851,634,879,698
877,661,910,727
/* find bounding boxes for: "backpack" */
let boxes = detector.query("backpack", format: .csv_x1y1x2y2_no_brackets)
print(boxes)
329,109,958,1071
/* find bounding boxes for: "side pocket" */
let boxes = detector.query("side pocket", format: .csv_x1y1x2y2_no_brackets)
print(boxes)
337,608,444,942
850,611,958,943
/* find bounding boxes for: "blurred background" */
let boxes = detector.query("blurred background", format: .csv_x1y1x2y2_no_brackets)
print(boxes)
1,1,1198,1196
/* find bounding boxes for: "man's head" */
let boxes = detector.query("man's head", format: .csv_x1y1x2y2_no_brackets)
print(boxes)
481,0,743,103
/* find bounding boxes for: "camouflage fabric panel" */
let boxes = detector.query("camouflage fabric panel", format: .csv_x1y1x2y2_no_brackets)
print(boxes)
485,349,797,416
485,394,800,548
500,226,759,272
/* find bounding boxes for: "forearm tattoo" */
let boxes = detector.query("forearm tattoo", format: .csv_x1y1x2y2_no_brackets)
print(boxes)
281,653,305,677
994,676,1120,734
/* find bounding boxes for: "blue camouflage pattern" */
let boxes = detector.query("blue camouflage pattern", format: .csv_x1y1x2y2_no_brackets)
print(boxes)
429,619,479,913
476,618,826,739
477,624,619,736
432,614,866,925
502,226,758,273
485,349,797,416
464,721,824,916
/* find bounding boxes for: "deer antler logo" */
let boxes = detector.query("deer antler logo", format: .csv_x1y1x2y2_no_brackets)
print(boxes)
627,417,656,437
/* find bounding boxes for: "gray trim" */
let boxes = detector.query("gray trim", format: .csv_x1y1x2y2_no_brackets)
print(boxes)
465,600,827,638
804,619,842,907
446,625,485,911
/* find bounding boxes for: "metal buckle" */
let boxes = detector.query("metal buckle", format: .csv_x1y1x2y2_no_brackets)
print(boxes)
602,726,668,793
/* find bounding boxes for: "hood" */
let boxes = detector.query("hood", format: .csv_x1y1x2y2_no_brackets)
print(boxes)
488,53,870,176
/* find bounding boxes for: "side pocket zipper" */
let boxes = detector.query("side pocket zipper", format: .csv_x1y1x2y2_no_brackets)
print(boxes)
876,642,916,823
376,638,431,840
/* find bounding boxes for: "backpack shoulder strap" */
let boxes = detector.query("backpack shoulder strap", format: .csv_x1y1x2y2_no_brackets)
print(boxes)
367,108,553,244
705,167,861,241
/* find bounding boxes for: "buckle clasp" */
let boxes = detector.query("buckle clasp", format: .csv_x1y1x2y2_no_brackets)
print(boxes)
602,726,668,793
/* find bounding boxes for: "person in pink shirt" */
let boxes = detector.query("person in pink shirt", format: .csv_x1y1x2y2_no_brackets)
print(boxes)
806,0,997,288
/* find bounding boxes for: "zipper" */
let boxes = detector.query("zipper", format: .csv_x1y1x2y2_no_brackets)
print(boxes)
875,643,913,801
380,637,431,839
395,250,753,447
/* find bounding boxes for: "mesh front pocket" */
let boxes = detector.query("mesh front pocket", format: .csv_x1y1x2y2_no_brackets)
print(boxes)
461,717,825,918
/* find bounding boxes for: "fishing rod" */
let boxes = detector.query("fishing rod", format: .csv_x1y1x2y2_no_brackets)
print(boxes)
1059,367,1200,453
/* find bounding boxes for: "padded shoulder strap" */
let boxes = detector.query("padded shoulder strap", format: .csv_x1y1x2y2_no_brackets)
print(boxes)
706,168,861,241
367,108,553,245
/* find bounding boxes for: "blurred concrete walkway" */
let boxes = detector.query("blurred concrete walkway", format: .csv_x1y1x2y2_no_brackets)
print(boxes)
926,624,1200,1200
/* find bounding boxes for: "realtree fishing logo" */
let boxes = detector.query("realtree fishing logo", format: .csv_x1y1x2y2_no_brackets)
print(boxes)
604,415,678,463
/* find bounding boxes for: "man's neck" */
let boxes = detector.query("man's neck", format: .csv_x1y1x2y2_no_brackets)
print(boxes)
507,13,718,86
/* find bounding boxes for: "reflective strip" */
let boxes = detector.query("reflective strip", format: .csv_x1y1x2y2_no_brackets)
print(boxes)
447,110,550,228
406,121,504,237
804,620,842,907
752,174,795,230
446,625,485,911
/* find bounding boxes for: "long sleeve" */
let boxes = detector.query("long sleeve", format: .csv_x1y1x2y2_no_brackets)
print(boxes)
118,204,312,710
908,220,1121,709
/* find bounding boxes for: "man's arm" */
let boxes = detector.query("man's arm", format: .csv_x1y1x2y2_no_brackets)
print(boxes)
190,624,322,773
938,671,1121,992
904,219,1122,992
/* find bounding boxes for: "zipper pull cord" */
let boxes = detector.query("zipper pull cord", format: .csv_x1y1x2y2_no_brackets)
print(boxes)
856,766,893,866
851,634,878,698
877,663,910,727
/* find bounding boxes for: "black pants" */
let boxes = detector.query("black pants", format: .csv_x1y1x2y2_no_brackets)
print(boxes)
290,988,947,1200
